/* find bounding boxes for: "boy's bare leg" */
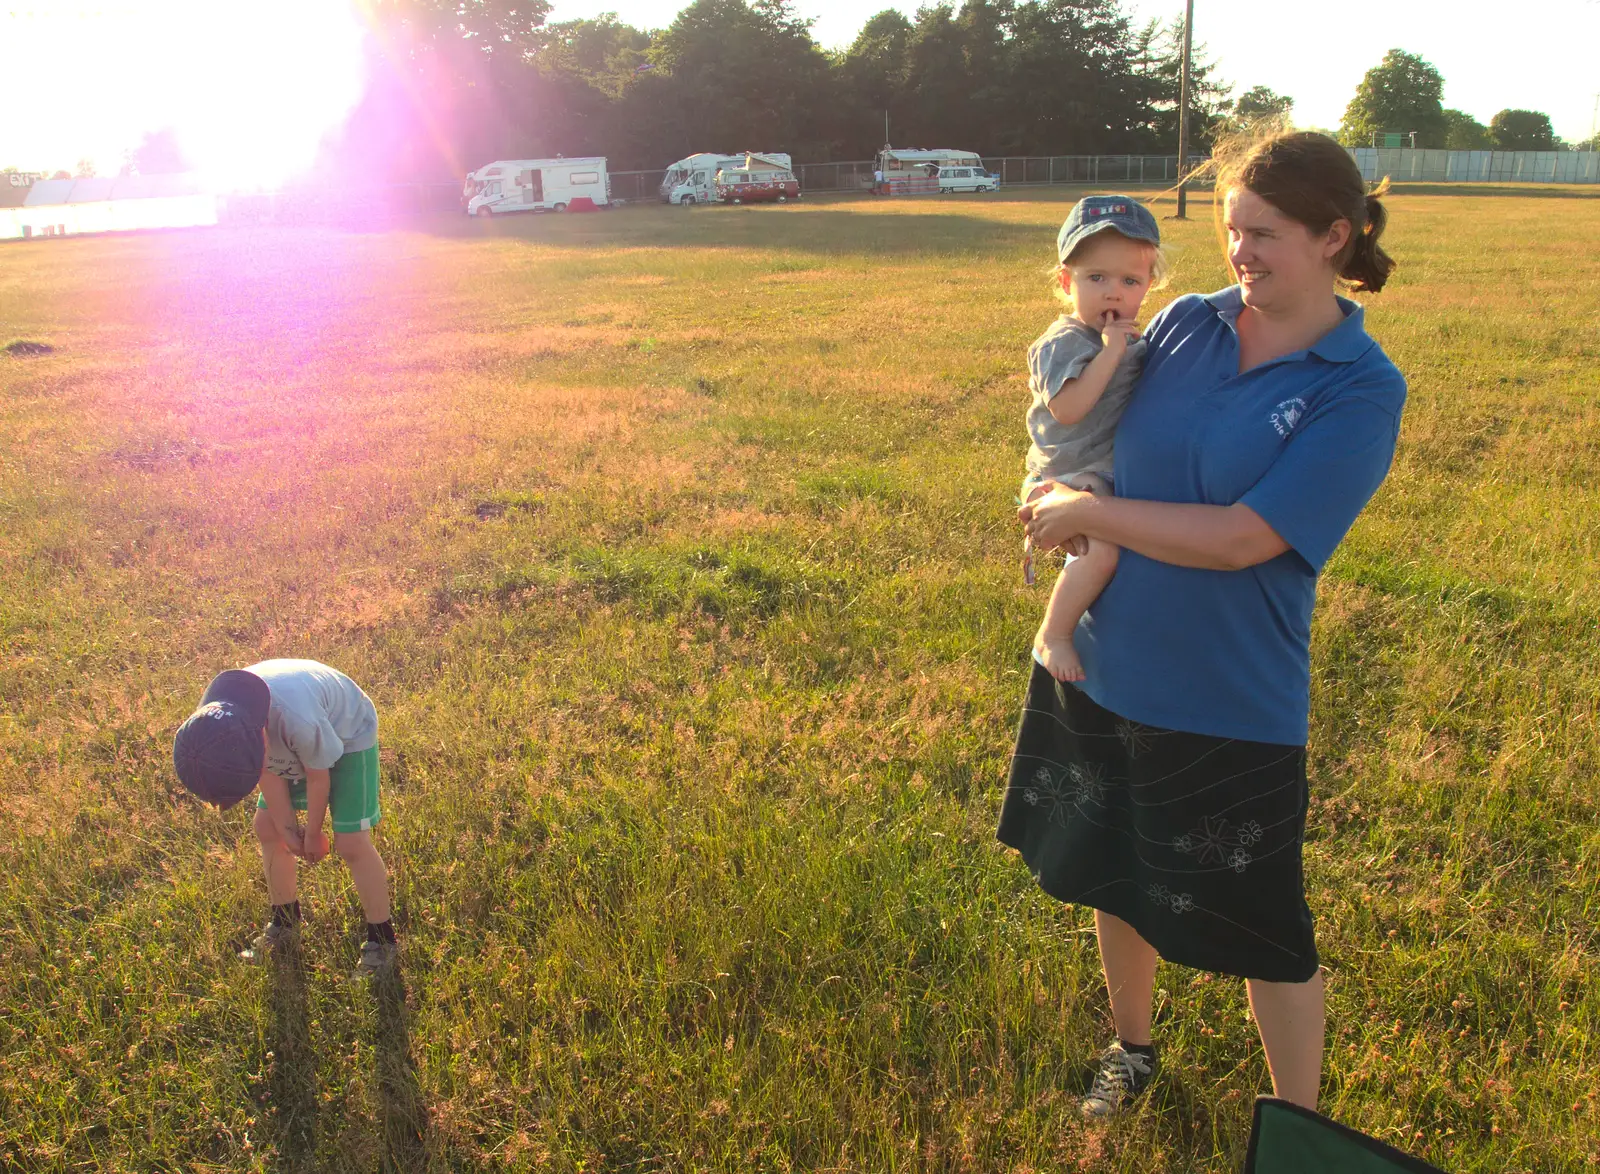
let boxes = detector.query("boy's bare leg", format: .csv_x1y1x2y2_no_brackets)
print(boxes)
1035,538,1119,682
253,806,299,906
334,831,391,924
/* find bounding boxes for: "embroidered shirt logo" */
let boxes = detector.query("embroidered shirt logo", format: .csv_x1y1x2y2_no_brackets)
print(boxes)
1270,397,1308,437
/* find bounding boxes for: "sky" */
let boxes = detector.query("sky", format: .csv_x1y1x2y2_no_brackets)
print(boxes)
1,0,1595,177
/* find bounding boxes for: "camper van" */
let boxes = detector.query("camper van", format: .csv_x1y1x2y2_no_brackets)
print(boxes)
875,147,985,185
876,147,985,175
659,152,792,205
464,157,610,216
713,155,799,204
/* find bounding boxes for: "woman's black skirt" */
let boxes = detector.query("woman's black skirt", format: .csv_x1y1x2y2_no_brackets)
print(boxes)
998,662,1318,983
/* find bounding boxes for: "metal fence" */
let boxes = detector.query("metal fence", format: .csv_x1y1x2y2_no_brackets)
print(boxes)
604,155,1208,204
980,155,1209,187
219,147,1600,228
1351,148,1600,184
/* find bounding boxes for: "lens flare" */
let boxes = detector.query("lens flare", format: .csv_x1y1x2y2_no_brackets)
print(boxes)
162,0,369,190
0,1,369,192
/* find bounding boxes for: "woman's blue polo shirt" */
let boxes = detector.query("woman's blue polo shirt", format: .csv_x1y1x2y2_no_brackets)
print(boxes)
1074,286,1406,746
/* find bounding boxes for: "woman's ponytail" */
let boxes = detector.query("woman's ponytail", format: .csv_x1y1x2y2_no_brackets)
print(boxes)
1340,189,1396,293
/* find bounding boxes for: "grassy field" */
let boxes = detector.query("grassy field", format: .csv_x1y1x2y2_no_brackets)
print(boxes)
1,184,1597,1173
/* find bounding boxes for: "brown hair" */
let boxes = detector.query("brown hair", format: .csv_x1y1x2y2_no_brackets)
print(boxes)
1211,130,1396,293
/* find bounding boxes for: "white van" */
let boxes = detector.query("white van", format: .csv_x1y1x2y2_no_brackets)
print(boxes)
936,165,998,194
464,157,610,216
660,152,792,205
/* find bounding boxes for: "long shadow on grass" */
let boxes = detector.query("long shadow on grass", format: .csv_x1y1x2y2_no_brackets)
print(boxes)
413,206,1043,258
268,941,318,1173
375,966,431,1172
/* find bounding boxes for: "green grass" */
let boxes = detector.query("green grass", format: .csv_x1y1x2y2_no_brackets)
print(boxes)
1,185,1598,1172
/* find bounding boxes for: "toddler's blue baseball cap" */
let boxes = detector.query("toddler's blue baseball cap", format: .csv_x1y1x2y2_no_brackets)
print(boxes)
1058,195,1161,263
173,670,270,808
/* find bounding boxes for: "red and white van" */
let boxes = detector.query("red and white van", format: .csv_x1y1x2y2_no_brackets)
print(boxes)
712,155,800,204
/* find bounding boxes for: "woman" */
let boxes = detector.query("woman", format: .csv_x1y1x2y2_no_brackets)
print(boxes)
1000,131,1406,1117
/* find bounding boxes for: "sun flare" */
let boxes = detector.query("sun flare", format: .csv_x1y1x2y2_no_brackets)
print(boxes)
1,1,369,191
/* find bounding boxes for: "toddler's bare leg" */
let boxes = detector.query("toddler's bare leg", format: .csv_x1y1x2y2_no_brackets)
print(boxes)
253,806,298,906
1034,539,1119,681
334,831,391,924
1033,473,1118,683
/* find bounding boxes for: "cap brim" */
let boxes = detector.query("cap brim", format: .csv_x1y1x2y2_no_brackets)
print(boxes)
201,670,270,730
1060,219,1160,262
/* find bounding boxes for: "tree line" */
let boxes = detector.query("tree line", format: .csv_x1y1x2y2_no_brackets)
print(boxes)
1339,50,1590,152
334,0,1244,180
333,4,1587,181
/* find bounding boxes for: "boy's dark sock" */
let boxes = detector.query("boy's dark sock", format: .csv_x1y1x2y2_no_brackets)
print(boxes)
366,920,397,945
1118,1038,1155,1060
271,901,301,928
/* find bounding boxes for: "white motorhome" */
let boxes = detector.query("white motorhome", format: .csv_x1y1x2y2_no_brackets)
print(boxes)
875,147,985,180
464,157,610,216
659,152,792,205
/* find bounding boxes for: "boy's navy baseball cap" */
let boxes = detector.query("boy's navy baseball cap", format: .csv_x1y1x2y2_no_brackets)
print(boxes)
1058,195,1161,263
173,670,270,808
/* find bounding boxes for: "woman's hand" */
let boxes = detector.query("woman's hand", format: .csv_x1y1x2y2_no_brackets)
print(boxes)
1019,482,1095,553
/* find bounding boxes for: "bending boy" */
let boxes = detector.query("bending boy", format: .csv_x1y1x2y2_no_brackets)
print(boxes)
173,659,397,978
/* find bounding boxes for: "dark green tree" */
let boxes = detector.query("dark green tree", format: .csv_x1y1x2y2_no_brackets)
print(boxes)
1338,49,1446,148
997,0,1145,155
1128,18,1233,152
1489,109,1555,150
1442,108,1491,150
617,0,834,164
1233,85,1292,126
832,11,915,158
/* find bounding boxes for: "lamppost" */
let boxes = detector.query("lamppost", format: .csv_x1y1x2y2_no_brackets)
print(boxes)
1174,0,1194,218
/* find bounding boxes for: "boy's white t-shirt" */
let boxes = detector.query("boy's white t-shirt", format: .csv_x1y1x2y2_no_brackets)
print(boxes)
247,659,379,783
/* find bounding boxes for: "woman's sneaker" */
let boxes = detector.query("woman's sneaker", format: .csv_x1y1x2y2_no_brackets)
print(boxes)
352,939,398,980
1080,1042,1157,1118
239,921,298,964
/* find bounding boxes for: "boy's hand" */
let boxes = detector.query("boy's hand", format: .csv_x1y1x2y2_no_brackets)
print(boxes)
281,822,305,857
302,827,330,864
1099,310,1141,355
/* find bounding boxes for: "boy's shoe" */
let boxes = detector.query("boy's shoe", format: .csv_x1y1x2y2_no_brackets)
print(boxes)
352,939,398,980
239,921,298,964
1080,1042,1157,1119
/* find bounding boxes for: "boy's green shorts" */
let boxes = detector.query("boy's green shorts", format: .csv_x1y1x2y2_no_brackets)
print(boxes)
257,744,381,834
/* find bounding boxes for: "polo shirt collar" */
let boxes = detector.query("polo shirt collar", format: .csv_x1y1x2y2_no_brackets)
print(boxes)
1202,284,1375,365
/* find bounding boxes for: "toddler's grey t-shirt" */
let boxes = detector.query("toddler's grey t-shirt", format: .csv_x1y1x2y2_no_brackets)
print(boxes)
1024,316,1146,482
247,659,379,784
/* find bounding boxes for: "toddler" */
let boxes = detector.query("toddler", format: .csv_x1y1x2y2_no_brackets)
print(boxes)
1023,196,1165,682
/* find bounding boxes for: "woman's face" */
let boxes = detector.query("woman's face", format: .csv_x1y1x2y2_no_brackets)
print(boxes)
1223,187,1349,313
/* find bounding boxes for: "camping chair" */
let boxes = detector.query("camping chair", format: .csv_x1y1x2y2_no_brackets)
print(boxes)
1245,1097,1449,1173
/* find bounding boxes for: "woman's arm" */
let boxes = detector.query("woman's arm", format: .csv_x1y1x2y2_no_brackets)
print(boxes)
1020,484,1290,572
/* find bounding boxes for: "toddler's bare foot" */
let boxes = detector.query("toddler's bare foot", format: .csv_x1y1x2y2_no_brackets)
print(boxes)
1035,629,1086,683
